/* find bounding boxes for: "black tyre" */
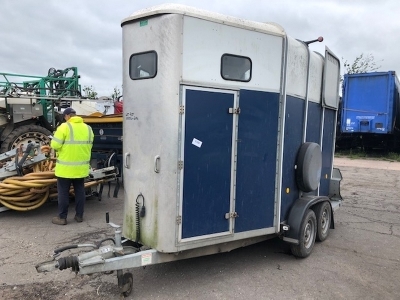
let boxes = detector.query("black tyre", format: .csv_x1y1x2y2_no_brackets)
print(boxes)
290,209,317,258
0,124,52,153
121,272,133,297
314,201,332,242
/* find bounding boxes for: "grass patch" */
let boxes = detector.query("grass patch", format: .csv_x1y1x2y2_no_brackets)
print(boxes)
384,152,400,162
335,149,400,162
335,149,369,159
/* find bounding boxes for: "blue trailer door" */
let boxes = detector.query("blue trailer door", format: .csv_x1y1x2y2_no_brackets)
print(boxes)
181,87,236,239
235,90,279,232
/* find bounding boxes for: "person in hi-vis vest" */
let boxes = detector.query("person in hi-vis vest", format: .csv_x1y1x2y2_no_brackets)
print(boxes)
51,107,94,225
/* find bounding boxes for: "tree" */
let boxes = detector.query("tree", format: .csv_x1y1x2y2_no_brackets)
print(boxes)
110,85,122,100
82,85,98,99
342,53,382,75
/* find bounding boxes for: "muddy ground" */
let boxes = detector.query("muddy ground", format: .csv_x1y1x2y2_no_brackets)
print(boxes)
0,157,399,299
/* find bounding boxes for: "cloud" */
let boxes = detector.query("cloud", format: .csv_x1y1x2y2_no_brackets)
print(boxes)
1,0,399,96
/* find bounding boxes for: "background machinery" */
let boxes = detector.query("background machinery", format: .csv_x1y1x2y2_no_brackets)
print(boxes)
0,68,122,212
0,67,81,152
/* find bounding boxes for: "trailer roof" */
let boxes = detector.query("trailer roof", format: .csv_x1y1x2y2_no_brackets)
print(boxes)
121,3,286,37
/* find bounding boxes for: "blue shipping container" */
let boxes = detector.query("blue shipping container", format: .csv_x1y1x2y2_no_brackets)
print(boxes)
341,71,400,135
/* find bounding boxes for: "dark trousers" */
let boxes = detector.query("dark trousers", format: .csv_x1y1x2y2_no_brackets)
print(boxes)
57,177,86,219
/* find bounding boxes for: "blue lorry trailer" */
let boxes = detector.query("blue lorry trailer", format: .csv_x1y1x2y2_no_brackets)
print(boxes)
337,71,400,150
36,4,343,297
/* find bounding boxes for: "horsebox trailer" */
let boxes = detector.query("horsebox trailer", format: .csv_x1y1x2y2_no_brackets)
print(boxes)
36,4,343,297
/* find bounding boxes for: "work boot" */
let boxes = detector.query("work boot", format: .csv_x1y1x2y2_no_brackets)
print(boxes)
52,216,67,225
74,215,83,223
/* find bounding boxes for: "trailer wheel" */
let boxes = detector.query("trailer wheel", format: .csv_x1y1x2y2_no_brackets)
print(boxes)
0,124,52,153
290,209,317,258
296,142,322,192
314,201,331,242
121,272,133,297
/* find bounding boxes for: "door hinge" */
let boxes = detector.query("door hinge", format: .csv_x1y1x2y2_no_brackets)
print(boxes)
178,160,184,170
225,212,239,219
176,215,182,225
179,105,185,114
228,107,240,114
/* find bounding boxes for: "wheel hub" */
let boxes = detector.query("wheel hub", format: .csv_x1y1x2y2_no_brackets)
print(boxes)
321,210,329,232
11,131,50,150
304,221,314,248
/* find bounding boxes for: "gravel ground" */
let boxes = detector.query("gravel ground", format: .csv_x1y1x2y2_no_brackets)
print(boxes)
0,157,399,300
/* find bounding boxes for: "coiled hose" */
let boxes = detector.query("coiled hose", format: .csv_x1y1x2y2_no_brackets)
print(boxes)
135,193,145,243
0,145,104,212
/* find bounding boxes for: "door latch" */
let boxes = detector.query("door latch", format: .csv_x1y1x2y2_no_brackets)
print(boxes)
225,212,239,219
228,107,240,114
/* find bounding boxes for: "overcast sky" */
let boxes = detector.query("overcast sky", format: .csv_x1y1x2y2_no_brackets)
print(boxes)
1,0,398,96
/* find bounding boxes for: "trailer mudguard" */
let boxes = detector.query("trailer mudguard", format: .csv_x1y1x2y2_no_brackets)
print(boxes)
282,195,334,244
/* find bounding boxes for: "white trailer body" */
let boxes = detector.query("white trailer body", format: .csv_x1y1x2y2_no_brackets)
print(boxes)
121,4,341,253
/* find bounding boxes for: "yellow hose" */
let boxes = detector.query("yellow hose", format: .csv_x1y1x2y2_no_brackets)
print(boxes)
0,189,49,211
0,146,107,212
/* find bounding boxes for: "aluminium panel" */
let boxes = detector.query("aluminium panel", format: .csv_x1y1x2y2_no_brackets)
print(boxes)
122,4,285,37
286,37,308,99
181,16,283,92
121,14,184,252
308,53,324,103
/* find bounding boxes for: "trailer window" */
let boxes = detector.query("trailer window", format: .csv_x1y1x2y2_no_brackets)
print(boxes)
221,54,252,82
129,51,157,80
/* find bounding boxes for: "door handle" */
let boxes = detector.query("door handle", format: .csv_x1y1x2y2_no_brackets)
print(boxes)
124,152,130,169
154,155,160,173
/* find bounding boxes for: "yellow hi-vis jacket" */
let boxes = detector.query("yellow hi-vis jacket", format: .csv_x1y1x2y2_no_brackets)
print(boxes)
50,116,94,178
